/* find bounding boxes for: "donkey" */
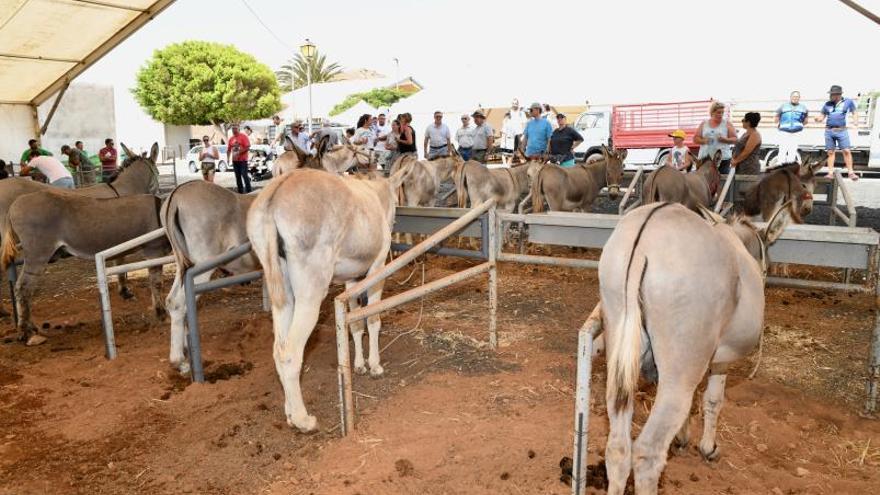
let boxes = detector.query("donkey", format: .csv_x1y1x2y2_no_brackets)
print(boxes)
247,164,414,432
0,143,161,315
274,135,371,176
642,150,722,211
530,145,627,212
396,155,459,207
453,159,541,212
1,192,169,345
598,201,792,494
742,158,823,222
161,181,259,374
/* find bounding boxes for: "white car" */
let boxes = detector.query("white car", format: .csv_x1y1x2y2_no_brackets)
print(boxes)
185,144,229,173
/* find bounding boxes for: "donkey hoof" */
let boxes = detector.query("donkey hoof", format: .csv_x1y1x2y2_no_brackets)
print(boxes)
291,414,318,433
369,364,384,378
672,437,689,454
155,307,168,322
26,334,48,347
175,361,191,376
354,364,368,375
700,443,720,462
120,288,135,300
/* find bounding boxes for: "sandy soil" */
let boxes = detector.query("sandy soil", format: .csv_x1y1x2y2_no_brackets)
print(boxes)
0,253,878,495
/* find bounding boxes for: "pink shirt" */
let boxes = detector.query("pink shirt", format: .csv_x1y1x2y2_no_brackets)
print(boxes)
29,156,72,183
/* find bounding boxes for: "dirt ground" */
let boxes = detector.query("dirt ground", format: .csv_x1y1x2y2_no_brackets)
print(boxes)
0,252,878,495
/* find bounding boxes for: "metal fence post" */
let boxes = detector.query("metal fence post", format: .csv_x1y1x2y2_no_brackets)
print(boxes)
184,268,205,383
95,253,116,359
866,247,880,415
488,206,498,349
335,298,355,435
573,304,602,495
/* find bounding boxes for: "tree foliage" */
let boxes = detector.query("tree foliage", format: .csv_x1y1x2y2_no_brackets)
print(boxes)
133,41,281,126
329,88,411,116
275,50,343,92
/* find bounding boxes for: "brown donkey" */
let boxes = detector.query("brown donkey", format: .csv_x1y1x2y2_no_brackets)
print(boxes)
454,159,542,212
599,201,793,494
642,150,722,211
530,145,627,212
742,158,823,222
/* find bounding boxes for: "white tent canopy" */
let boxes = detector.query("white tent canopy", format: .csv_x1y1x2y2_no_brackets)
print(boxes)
332,100,378,128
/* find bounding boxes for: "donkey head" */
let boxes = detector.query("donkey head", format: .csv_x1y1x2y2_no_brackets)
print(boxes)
796,157,824,216
601,145,627,199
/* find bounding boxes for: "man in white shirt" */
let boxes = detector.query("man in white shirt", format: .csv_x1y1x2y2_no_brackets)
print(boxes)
423,111,452,159
372,113,392,167
470,110,495,164
508,98,527,152
23,155,74,189
456,114,476,161
289,120,312,154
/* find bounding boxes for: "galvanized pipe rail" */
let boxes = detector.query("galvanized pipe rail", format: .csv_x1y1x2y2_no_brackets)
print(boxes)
334,198,497,436
571,303,602,495
95,227,174,359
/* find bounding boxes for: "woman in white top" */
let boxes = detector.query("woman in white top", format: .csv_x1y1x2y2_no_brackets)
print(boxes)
353,114,375,169
198,136,220,182
694,101,736,174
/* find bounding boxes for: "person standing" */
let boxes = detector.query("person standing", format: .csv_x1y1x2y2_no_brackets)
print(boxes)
694,101,736,173
289,120,311,153
548,113,583,167
352,114,375,169
385,119,402,166
99,138,117,183
226,123,252,193
372,113,392,167
775,91,809,164
543,104,559,129
198,136,219,182
664,129,693,171
815,85,859,180
423,111,452,159
456,114,475,161
269,115,289,147
730,112,763,175
397,113,417,158
21,155,74,189
312,119,340,154
470,110,494,164
19,139,51,166
508,98,527,153
522,102,553,160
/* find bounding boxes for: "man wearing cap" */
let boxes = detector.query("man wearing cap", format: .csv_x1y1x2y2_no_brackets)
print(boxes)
226,123,252,193
664,129,692,171
815,85,859,180
470,110,494,164
456,114,475,161
775,91,809,164
424,111,452,159
548,113,582,167
521,102,553,160
288,120,312,153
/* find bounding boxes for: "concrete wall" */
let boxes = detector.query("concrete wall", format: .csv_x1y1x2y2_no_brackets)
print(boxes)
0,83,116,163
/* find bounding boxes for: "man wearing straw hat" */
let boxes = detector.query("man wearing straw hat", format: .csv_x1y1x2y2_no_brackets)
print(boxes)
470,110,494,164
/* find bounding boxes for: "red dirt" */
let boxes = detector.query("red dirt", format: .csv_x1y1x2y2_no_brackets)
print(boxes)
0,254,878,494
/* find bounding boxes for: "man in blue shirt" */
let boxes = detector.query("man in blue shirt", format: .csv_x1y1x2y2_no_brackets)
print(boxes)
521,102,553,159
774,91,809,164
815,85,859,180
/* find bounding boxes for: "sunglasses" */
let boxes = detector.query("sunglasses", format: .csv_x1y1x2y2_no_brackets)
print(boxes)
556,115,565,119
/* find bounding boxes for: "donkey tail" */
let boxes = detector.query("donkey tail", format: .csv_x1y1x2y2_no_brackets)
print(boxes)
0,219,20,272
161,186,194,273
531,166,546,213
454,161,468,208
606,247,647,412
246,181,286,309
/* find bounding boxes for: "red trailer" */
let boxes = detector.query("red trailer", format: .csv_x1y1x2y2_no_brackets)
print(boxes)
611,100,713,150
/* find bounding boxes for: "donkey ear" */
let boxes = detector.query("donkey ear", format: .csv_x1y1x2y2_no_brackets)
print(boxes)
617,148,628,160
149,143,159,163
600,144,610,157
762,200,794,245
120,142,135,160
697,204,725,225
712,149,722,164
283,135,294,152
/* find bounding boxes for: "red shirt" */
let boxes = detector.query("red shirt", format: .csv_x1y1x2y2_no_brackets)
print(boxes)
99,146,117,172
228,133,250,162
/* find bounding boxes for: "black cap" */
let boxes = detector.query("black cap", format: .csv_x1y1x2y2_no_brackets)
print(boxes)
828,85,843,95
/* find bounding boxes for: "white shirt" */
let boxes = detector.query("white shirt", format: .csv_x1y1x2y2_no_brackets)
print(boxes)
373,122,391,142
29,156,72,183
290,132,311,153
425,123,451,147
508,108,527,134
456,125,475,148
354,127,374,149
472,123,494,150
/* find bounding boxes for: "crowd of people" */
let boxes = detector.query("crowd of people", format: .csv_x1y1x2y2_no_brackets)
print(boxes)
3,138,119,188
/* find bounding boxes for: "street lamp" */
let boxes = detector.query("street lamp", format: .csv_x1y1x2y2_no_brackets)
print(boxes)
300,39,316,132
393,57,400,90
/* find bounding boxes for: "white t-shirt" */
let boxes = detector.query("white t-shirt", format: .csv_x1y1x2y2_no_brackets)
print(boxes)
456,126,475,148
507,109,527,134
425,123,451,148
200,145,218,163
29,156,72,183
667,145,689,170
354,127,374,149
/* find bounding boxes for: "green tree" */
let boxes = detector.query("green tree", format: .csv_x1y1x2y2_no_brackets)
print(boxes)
133,41,281,127
275,50,343,92
329,88,411,116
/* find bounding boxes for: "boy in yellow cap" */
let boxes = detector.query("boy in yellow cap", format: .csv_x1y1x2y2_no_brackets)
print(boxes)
665,129,692,171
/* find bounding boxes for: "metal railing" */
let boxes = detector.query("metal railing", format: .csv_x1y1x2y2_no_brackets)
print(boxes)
95,227,174,359
334,198,498,436
571,304,602,495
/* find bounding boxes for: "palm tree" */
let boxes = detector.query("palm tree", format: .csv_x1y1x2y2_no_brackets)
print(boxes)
275,50,343,92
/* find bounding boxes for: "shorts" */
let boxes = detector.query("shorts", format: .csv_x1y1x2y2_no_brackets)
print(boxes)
824,128,851,151
201,161,216,174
